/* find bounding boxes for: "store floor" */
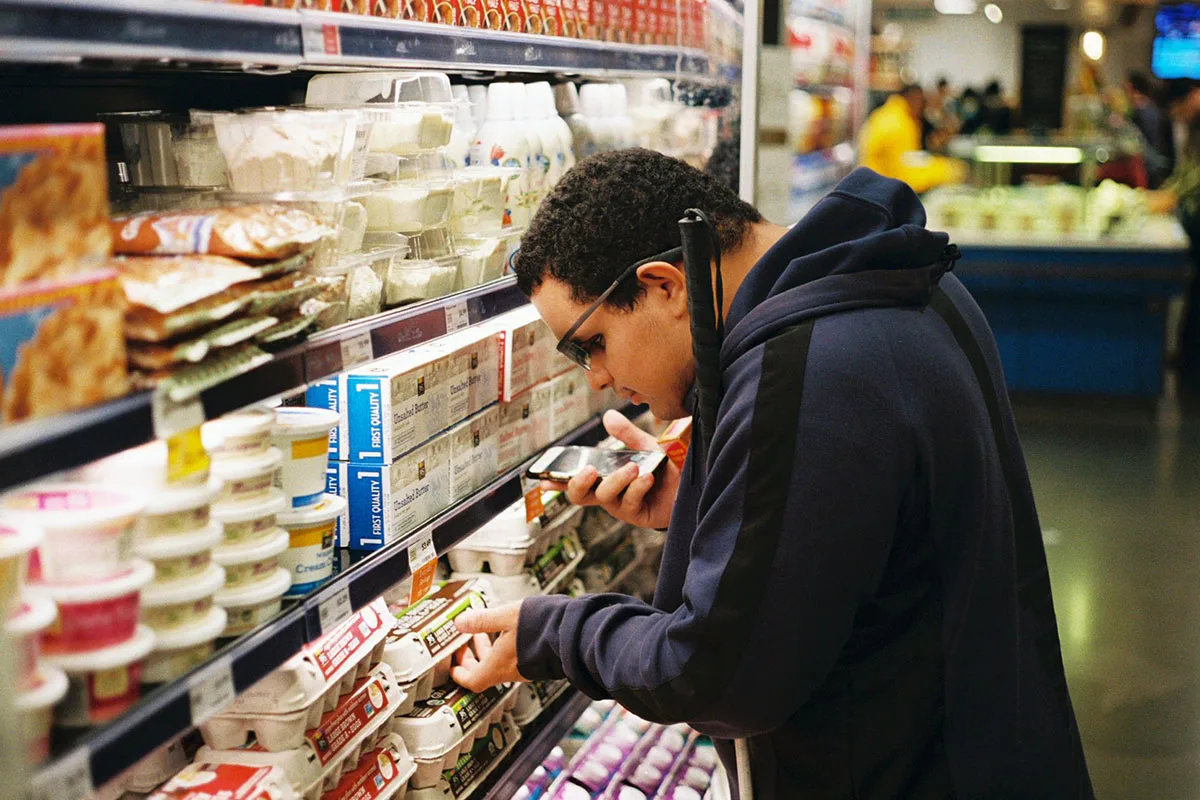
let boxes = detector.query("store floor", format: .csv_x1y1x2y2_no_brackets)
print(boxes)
1019,376,1200,799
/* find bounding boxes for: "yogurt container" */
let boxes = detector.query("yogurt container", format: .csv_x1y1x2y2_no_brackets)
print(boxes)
80,439,208,489
40,559,155,655
214,528,290,589
143,605,229,684
0,522,42,612
150,763,297,800
137,521,222,584
215,567,291,636
325,734,416,800
272,408,339,509
137,476,223,540
211,447,284,507
141,563,226,632
47,624,155,726
203,407,276,460
3,484,143,583
5,592,57,691
278,495,345,596
16,664,67,762
213,488,287,546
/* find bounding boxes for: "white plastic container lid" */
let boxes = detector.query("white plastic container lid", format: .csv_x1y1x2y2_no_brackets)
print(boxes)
273,407,340,440
202,407,276,453
80,441,214,492
0,521,42,560
277,494,347,528
15,664,68,711
137,521,223,562
210,447,283,483
153,605,228,651
142,563,227,609
143,476,224,517
37,559,156,604
46,624,156,672
215,567,290,608
6,592,56,635
211,488,287,524
213,529,289,568
2,484,146,532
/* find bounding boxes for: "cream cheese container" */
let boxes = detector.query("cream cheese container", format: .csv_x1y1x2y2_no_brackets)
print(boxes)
214,528,289,590
272,407,339,509
47,624,155,727
40,559,155,655
215,567,291,636
16,664,67,762
137,521,222,584
142,605,228,684
202,407,276,460
141,562,225,633
211,447,283,506
278,494,345,597
213,488,287,546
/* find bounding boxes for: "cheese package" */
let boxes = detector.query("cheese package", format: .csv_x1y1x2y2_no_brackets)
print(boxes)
497,380,553,471
419,325,501,421
445,406,500,502
548,368,590,440
483,306,556,402
342,437,451,550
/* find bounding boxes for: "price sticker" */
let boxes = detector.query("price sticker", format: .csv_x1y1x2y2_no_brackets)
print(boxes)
187,655,235,725
523,480,545,523
167,427,210,485
152,391,205,440
317,584,353,636
340,332,374,371
27,746,93,800
444,300,471,333
407,526,438,606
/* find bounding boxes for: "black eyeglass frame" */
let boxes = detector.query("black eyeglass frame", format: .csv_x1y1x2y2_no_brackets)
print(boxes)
555,245,685,370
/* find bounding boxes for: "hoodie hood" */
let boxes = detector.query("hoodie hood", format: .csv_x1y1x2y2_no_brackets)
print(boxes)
722,168,952,364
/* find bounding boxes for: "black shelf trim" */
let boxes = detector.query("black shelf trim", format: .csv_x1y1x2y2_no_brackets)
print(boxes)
478,689,592,798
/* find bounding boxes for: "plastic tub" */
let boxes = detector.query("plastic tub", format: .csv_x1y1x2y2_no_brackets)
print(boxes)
215,567,291,636
212,488,287,546
16,664,67,762
212,108,358,193
137,477,223,539
214,528,289,590
0,521,42,613
457,236,507,289
278,495,345,597
141,563,226,632
451,167,518,235
143,605,229,684
364,183,454,234
2,485,143,583
40,559,155,655
47,624,155,726
202,407,276,460
5,593,57,691
211,447,283,506
137,521,222,584
272,408,339,509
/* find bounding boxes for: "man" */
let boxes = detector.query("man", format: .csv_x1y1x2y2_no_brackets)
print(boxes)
451,149,1093,798
1127,70,1173,186
860,84,964,193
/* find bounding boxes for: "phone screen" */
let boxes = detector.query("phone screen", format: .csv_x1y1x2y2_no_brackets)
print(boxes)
531,446,664,480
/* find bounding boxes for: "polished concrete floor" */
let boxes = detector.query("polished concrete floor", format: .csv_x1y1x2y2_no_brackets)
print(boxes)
1019,380,1200,799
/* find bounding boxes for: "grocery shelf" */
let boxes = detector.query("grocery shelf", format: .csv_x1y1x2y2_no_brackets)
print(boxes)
26,404,629,799
0,0,711,75
0,278,526,491
478,689,593,798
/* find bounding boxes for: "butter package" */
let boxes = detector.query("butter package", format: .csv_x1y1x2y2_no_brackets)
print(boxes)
343,437,451,550
549,368,590,440
344,349,449,465
324,461,350,548
306,378,343,458
419,325,501,421
485,306,556,402
445,405,500,503
497,380,553,472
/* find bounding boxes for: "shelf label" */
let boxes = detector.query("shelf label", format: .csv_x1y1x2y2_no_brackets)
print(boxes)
444,300,471,334
523,479,545,523
27,746,92,800
152,391,205,440
167,427,210,485
340,332,374,371
301,21,341,57
187,655,235,725
407,526,438,606
317,584,353,636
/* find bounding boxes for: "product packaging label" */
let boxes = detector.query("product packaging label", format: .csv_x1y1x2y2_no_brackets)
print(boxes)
311,599,389,682
524,0,546,32
532,535,581,588
281,521,335,594
393,582,484,658
501,0,525,30
443,722,510,796
45,595,137,652
560,0,579,36
481,0,505,28
307,672,393,764
306,379,342,460
326,743,406,800
542,0,565,35
409,684,507,731
157,764,284,799
86,662,140,723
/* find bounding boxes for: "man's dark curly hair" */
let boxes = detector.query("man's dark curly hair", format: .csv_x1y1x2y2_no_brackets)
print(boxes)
514,148,762,310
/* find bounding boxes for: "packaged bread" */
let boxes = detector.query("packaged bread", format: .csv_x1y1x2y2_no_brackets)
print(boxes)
111,205,332,260
127,316,279,371
125,290,250,343
112,254,264,315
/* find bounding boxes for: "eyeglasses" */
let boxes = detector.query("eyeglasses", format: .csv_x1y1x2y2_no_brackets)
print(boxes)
556,245,684,371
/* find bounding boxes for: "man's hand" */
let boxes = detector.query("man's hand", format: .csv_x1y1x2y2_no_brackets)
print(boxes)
451,604,527,693
541,410,682,530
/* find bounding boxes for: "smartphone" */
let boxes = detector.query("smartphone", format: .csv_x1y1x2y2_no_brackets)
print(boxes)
525,445,666,482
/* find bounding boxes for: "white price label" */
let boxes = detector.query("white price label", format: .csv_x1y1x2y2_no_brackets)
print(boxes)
318,584,353,636
407,526,437,571
152,391,205,440
27,747,93,800
340,332,374,371
187,655,235,725
444,300,470,333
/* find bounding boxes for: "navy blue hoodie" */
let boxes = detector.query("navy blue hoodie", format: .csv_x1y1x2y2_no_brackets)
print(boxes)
517,169,1094,798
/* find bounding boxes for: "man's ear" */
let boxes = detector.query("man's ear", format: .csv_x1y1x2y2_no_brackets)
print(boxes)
636,261,688,319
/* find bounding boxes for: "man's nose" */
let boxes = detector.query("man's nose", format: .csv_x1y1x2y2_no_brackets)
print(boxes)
586,362,613,392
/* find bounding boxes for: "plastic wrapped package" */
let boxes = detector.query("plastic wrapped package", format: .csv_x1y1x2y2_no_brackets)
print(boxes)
364,182,455,234
306,73,456,156
111,205,332,259
102,110,227,188
215,189,361,270
211,108,358,193
456,235,506,289
364,150,454,184
450,167,519,235
127,316,280,371
112,254,264,315
111,186,224,215
384,254,459,306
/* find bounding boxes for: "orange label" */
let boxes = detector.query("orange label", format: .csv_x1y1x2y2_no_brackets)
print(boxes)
409,560,438,607
292,436,329,460
523,486,545,523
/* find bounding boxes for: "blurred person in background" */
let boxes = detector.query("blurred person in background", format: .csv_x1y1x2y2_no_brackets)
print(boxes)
860,83,966,193
1127,70,1174,187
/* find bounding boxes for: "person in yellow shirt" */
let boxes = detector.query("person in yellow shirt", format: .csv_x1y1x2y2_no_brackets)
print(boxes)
860,85,967,193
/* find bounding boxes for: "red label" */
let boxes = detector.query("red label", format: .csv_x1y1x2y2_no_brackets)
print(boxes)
481,0,504,28
604,0,622,41
409,560,437,607
86,661,141,723
311,601,387,682
322,24,342,55
524,0,546,33
501,0,525,32
560,0,578,37
156,764,282,799
44,593,139,654
306,674,393,765
326,745,404,800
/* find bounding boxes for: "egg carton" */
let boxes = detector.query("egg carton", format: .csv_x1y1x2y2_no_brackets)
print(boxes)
511,679,571,727
198,663,406,786
383,580,486,684
454,530,586,605
216,598,394,724
149,763,296,800
406,712,522,800
446,505,583,576
325,734,417,800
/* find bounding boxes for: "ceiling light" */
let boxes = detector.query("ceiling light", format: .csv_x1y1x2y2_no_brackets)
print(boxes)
935,0,978,14
984,3,1003,22
974,145,1085,164
1082,30,1105,60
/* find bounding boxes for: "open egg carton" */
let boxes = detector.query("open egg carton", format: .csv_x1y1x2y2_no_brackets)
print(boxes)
199,598,394,750
325,733,417,800
383,579,487,700
451,525,586,606
406,711,523,800
196,663,407,800
446,495,584,577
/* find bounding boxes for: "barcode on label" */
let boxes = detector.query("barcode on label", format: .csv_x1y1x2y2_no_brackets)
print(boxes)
444,300,470,333
407,526,436,571
340,332,374,371
318,584,353,636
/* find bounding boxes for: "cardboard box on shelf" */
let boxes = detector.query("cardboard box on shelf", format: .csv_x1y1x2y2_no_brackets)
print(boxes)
447,405,500,502
484,306,555,403
497,380,553,471
343,436,451,550
343,350,449,466
549,369,589,440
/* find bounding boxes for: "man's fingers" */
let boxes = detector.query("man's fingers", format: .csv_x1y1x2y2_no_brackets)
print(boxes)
454,642,479,668
593,463,640,506
455,603,521,635
565,467,602,506
471,632,492,659
540,479,569,494
619,472,655,515
603,410,657,450
450,664,486,693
